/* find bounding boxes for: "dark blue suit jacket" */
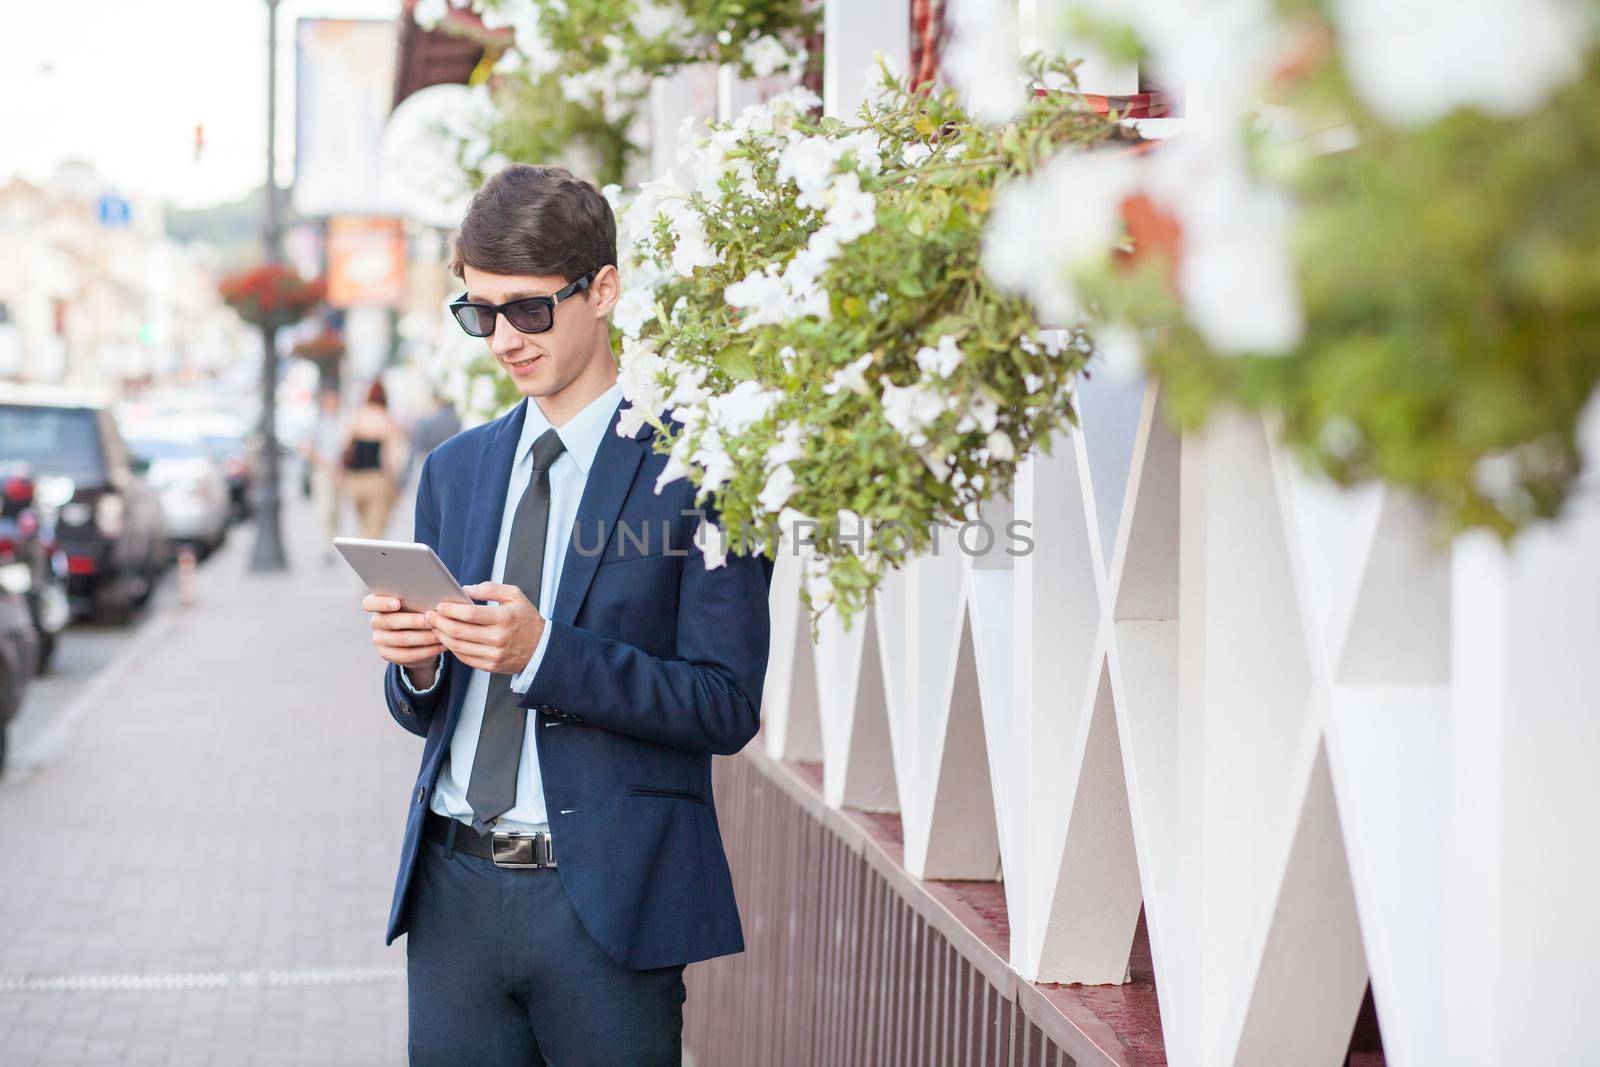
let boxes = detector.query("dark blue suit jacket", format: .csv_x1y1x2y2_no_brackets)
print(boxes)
380,395,773,970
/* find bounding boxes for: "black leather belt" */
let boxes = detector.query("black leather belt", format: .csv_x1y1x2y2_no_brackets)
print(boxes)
424,808,557,868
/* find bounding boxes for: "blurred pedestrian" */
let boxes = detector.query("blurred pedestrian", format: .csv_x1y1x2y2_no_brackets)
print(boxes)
306,387,346,562
339,380,407,540
403,387,461,489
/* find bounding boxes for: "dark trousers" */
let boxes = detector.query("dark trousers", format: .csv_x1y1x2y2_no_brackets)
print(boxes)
405,836,687,1066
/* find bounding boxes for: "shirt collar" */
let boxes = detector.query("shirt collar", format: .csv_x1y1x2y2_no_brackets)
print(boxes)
515,380,623,476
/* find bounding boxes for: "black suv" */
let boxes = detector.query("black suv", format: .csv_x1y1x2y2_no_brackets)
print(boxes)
0,387,168,623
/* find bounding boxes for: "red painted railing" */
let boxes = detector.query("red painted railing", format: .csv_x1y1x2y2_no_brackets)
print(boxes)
684,746,1167,1066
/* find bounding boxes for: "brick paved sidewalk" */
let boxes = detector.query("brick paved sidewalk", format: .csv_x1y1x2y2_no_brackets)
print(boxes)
0,482,424,1065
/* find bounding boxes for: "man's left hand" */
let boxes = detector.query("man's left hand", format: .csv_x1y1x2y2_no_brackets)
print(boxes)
426,581,544,676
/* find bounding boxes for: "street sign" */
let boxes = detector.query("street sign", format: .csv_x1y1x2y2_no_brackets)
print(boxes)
97,194,131,227
326,216,407,308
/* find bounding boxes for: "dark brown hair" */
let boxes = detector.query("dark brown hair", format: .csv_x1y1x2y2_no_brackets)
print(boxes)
448,164,617,283
365,380,387,408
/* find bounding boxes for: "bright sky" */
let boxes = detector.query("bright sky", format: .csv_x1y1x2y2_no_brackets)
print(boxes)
0,0,401,209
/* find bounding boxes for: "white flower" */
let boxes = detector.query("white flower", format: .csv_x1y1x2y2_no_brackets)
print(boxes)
742,34,794,78
777,134,841,209
769,86,821,125
472,0,509,28
1095,324,1145,384
559,69,602,104
915,335,963,379
779,244,832,292
665,203,718,276
759,463,798,513
835,130,885,175
694,435,737,495
492,47,525,75
820,172,877,244
613,288,657,339
901,142,934,167
655,446,692,493
985,430,1015,461
629,171,690,242
1017,329,1068,358
628,171,718,275
616,402,652,437
724,265,791,329
513,6,561,74
879,377,947,446
634,0,690,42
695,517,729,569
787,286,832,322
707,379,780,435
943,0,1025,123
765,422,806,467
618,338,668,428
823,353,875,396
983,150,1138,325
1333,0,1589,127
414,0,448,28
1147,138,1303,354
662,359,710,411
956,391,999,434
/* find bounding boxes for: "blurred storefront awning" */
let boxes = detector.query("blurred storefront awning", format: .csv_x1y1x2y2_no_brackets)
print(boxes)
393,0,498,109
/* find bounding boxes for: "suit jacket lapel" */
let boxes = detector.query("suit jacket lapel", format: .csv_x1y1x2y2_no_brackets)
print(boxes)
551,400,650,627
458,399,527,588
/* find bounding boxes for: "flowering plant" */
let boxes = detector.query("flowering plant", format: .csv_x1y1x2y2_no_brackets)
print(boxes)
607,58,1129,622
427,0,816,186
974,1,1600,537
217,264,326,330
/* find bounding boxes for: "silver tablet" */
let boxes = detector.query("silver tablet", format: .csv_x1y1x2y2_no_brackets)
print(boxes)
334,537,473,614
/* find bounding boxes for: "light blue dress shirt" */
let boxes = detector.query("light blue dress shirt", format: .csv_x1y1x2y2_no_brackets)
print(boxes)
403,381,624,833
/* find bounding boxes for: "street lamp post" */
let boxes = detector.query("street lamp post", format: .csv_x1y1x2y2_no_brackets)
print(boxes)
251,0,288,571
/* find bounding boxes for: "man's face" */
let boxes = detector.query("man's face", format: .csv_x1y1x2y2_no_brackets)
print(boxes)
460,265,616,401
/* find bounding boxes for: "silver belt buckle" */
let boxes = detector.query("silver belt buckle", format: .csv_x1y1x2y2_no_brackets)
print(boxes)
491,830,555,869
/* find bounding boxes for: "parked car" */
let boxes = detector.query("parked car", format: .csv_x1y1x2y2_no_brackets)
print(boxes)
0,385,168,623
119,404,259,525
0,578,39,773
124,432,232,556
0,464,71,673
204,429,257,523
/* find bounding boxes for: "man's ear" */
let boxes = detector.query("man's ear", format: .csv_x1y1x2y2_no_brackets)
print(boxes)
589,264,621,318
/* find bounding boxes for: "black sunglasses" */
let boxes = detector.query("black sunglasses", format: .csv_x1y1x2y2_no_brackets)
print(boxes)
448,269,597,337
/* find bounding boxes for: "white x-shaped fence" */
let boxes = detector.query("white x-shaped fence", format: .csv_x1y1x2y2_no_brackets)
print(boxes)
758,371,1600,1066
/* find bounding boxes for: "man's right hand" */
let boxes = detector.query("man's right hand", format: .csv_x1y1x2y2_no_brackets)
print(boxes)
365,594,444,688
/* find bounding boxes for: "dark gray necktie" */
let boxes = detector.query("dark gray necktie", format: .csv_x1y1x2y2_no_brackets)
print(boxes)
465,426,566,832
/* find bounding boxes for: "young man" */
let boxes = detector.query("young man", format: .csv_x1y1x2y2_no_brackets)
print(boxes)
363,164,773,1065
